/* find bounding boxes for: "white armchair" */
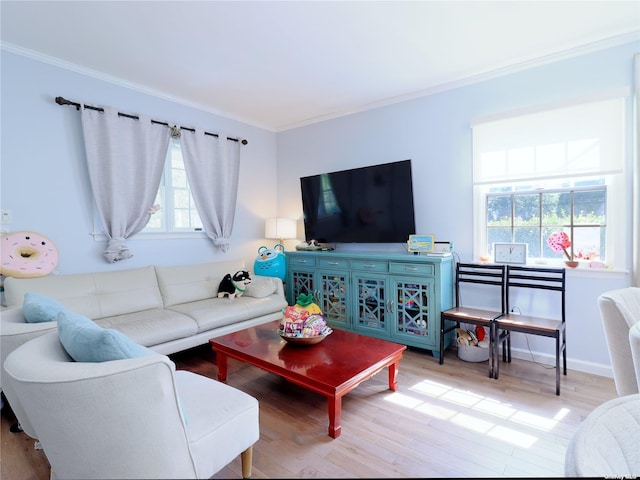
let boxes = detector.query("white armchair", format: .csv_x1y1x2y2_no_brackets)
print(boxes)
597,287,640,396
0,306,58,433
630,323,640,393
2,332,258,479
564,393,640,476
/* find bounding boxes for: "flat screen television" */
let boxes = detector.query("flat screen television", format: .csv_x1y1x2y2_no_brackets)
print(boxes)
300,159,416,244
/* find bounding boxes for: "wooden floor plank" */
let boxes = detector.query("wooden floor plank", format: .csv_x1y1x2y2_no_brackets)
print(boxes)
1,344,617,479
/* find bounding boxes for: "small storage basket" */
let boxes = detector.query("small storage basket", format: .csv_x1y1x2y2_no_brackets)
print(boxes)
457,344,490,362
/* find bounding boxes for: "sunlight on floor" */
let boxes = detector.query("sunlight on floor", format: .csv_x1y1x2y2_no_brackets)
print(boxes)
382,378,570,449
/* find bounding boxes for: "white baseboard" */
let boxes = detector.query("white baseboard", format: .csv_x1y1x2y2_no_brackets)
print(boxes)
507,347,613,379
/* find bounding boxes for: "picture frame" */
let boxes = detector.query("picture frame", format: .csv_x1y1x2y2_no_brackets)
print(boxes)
407,234,435,253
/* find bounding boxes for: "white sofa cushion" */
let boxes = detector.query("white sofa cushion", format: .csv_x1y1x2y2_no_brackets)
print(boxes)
245,276,280,298
175,370,259,478
155,260,245,307
4,265,164,319
96,308,199,347
167,295,287,333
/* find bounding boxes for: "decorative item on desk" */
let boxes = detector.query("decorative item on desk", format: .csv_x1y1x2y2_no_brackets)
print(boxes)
547,231,578,268
493,243,527,264
407,234,435,253
296,239,324,251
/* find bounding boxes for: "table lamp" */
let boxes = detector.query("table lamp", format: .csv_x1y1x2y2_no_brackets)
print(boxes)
265,218,296,244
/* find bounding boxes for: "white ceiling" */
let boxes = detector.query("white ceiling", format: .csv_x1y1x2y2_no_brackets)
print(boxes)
2,1,639,131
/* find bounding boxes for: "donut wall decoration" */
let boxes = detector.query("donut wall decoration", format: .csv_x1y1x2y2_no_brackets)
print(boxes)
1,231,59,278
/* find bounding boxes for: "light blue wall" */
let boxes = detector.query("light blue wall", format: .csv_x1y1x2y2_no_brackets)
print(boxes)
1,51,279,273
276,40,639,375
2,40,638,376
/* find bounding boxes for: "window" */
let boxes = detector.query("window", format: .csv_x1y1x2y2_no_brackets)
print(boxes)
144,138,203,233
486,181,606,261
472,96,626,268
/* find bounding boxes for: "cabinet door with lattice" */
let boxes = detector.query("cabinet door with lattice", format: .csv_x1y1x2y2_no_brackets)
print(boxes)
352,273,390,336
288,269,315,305
318,270,350,329
391,276,435,346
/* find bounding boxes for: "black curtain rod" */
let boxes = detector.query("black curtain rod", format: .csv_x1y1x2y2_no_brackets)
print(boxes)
55,96,248,145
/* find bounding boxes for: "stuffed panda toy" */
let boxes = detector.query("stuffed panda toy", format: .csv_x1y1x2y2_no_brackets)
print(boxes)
217,270,252,298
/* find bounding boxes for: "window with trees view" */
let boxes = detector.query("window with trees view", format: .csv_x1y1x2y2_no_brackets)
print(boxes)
486,182,606,262
472,96,625,268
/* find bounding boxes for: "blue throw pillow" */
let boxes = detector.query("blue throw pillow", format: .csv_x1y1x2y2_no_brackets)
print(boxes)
56,310,152,362
55,310,188,422
23,292,67,323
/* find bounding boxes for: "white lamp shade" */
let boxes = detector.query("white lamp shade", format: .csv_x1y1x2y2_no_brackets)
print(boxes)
265,218,296,240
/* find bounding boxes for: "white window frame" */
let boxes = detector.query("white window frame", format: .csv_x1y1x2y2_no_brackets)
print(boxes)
143,138,203,235
472,94,628,271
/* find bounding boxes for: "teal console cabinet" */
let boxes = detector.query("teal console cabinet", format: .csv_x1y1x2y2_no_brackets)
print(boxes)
286,251,455,358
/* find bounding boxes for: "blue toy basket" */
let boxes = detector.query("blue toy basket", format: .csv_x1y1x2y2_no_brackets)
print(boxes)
253,244,287,281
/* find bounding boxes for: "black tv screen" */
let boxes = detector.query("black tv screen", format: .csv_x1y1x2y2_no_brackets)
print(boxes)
300,160,416,244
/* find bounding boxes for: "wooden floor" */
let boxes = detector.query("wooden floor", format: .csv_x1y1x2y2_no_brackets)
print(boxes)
1,344,616,479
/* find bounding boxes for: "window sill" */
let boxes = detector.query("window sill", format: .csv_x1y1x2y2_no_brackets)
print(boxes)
91,231,207,242
524,261,628,279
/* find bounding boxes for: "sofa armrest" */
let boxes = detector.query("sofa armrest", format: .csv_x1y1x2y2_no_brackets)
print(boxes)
1,307,58,391
630,323,640,394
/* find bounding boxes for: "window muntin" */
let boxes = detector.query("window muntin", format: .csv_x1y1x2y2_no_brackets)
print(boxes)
486,181,606,262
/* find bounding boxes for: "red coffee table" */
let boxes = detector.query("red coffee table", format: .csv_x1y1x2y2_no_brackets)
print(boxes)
209,321,407,438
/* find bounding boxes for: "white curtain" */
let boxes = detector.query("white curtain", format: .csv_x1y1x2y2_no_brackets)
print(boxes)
180,130,241,252
81,107,170,262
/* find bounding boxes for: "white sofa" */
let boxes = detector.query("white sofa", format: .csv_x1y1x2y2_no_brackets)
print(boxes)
0,259,287,396
4,331,259,479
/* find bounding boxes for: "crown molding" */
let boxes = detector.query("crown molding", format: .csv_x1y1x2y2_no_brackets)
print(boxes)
275,31,640,132
0,41,275,132
3,30,638,134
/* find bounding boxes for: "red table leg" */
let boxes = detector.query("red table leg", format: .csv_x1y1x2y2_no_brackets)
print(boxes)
216,351,228,382
388,361,399,391
327,395,342,439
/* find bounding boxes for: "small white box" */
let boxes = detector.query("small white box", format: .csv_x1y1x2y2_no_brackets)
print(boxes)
433,241,453,253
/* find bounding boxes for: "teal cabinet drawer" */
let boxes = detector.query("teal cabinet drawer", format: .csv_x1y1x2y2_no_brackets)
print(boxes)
318,258,349,269
389,262,434,276
288,256,316,267
351,260,388,272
